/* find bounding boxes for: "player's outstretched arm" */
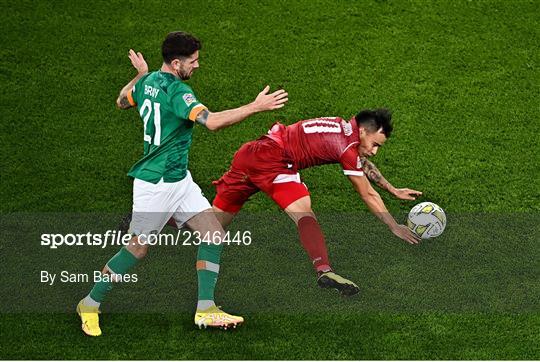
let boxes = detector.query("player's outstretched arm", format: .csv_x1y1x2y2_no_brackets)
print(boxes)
362,158,422,201
116,49,148,109
195,85,288,131
347,174,420,245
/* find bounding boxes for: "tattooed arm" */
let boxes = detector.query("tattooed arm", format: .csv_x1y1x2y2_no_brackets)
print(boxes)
362,158,395,193
347,174,420,245
362,158,423,201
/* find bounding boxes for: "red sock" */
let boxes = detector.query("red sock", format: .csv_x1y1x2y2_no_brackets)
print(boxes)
297,216,332,273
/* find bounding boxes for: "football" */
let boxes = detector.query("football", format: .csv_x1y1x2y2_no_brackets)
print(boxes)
407,202,447,239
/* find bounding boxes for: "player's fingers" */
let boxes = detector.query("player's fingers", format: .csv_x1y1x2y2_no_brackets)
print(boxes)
273,92,288,100
272,93,289,100
129,49,138,60
404,237,415,245
271,103,286,109
409,189,423,195
260,85,270,95
271,89,287,97
274,97,288,104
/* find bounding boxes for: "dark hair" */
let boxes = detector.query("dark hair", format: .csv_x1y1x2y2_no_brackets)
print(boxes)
355,108,393,137
162,31,201,64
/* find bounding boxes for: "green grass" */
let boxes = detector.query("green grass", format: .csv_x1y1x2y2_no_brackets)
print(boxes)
2,313,539,359
1,0,539,359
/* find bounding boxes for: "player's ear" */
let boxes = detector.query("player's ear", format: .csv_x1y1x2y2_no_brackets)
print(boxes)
358,127,365,138
170,58,180,70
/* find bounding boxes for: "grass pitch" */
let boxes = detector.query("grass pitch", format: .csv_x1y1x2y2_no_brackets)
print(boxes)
1,0,539,359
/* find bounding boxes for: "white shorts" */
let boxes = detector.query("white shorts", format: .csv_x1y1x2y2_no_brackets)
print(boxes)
129,171,211,236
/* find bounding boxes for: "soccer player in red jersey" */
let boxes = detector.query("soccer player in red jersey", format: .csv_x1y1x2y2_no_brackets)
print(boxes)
212,108,422,296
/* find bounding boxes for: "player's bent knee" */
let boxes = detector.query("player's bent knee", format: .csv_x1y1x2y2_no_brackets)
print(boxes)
127,246,148,259
212,205,236,228
286,210,316,225
186,209,225,235
283,196,312,212
283,196,316,225
132,247,148,259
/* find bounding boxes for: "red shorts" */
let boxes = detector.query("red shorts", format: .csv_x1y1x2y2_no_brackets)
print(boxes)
213,137,309,213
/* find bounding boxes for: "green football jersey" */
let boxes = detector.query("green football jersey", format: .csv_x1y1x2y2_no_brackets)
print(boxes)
127,71,206,183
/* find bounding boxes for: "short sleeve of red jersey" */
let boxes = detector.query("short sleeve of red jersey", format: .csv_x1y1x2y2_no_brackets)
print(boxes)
339,144,364,177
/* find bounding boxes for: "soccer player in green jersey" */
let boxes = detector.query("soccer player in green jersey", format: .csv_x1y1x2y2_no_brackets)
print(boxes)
77,31,288,336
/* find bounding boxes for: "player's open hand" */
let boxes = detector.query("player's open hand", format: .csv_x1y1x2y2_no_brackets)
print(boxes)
392,188,422,201
128,49,148,75
252,85,288,112
391,224,421,245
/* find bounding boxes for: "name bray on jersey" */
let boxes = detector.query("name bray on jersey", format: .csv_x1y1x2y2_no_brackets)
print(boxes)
144,85,160,98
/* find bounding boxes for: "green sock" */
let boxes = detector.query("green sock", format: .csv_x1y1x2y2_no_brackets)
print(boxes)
89,247,139,303
196,243,223,302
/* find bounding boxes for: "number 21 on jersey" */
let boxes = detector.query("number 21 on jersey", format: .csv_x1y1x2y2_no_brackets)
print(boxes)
139,99,161,146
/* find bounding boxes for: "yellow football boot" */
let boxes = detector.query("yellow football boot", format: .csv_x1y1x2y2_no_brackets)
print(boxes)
317,271,360,296
194,306,244,329
76,299,102,336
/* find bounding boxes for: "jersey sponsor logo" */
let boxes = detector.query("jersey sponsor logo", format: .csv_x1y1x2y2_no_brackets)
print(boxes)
183,93,196,106
341,120,353,136
302,119,341,134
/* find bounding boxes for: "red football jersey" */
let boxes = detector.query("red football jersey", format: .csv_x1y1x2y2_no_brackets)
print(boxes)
265,117,364,176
